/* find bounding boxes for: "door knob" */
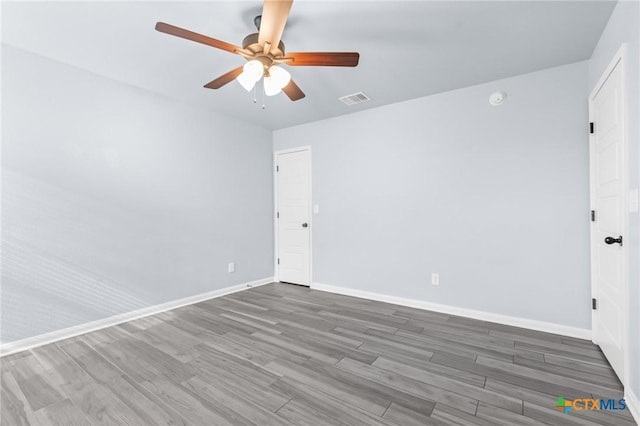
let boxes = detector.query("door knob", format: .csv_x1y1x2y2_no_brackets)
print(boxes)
604,235,623,246
302,223,308,228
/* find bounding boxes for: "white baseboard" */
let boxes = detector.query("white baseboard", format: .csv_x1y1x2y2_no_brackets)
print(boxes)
626,387,640,425
311,282,592,340
0,277,274,357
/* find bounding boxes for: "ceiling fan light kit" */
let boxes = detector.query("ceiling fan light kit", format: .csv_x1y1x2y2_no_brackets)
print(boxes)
155,0,359,102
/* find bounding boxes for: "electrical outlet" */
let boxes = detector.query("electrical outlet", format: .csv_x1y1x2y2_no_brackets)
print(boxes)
431,273,439,286
228,262,235,273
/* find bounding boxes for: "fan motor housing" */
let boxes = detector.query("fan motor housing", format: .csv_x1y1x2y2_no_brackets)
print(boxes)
242,33,285,57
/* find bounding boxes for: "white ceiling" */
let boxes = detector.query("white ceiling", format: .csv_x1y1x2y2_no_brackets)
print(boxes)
2,1,616,130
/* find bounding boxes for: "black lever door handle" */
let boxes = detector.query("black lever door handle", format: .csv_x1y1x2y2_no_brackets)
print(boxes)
302,223,308,228
604,235,623,246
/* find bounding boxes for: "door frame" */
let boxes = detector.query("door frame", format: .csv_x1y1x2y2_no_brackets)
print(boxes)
589,44,628,386
274,146,312,285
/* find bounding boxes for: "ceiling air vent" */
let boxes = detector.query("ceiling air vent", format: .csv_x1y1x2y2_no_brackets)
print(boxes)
338,92,370,106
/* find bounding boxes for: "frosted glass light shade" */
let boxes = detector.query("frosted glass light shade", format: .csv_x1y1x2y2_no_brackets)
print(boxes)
263,66,291,96
236,60,264,91
263,76,281,96
269,66,291,88
237,72,256,91
243,60,264,82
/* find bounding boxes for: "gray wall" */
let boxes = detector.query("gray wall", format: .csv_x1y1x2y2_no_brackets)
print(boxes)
588,0,640,400
274,61,591,329
1,46,274,343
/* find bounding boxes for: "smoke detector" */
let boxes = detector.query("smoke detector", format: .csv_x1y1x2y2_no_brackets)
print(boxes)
489,91,507,106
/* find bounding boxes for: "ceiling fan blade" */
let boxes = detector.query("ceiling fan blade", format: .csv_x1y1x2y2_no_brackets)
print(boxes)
204,66,244,89
285,52,360,67
155,22,242,54
258,0,293,53
282,79,305,101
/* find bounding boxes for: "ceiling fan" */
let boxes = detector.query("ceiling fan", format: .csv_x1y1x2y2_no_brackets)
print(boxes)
155,0,360,101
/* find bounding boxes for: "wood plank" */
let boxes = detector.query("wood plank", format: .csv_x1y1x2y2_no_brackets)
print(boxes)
104,375,188,425
122,339,196,384
430,353,593,400
31,343,92,390
270,377,393,426
62,380,147,426
141,376,238,425
372,356,522,413
222,331,311,366
9,352,64,411
131,329,200,363
33,399,92,426
318,310,400,333
475,402,540,426
265,359,390,416
86,338,161,383
419,323,515,348
0,372,37,425
201,334,276,367
357,342,486,387
333,327,437,359
281,329,378,364
543,353,621,380
0,352,30,373
218,296,270,312
383,402,445,426
219,312,285,334
430,403,497,426
276,398,344,426
514,354,622,389
301,357,436,417
282,319,364,347
251,330,343,364
395,329,515,362
181,375,292,425
335,357,479,415
189,343,281,388
59,340,123,383
476,355,622,396
514,340,609,365
188,358,290,412
367,328,480,360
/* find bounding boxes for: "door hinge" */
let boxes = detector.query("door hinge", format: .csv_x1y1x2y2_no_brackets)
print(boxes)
591,210,596,222
592,298,597,310
590,122,594,134
277,258,280,265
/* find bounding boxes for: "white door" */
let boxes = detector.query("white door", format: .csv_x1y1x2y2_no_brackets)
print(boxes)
276,148,311,286
590,51,626,381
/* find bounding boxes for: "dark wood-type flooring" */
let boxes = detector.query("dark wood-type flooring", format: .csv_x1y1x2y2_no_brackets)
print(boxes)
1,283,636,425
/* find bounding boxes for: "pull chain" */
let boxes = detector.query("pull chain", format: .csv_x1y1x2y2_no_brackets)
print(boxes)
249,79,267,110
